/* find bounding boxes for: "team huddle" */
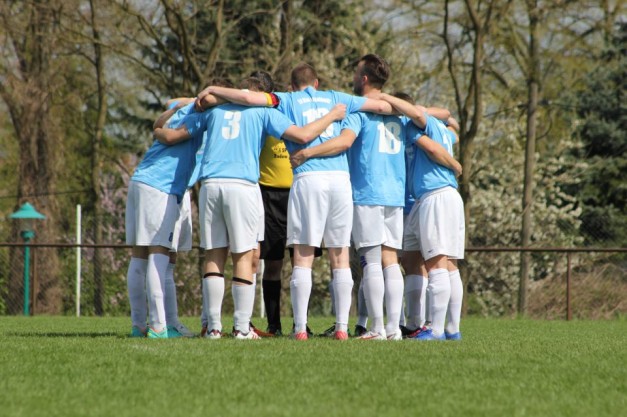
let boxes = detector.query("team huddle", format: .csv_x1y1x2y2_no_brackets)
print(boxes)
125,54,465,341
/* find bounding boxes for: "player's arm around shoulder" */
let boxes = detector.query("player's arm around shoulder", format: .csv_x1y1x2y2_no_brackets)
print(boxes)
154,126,193,146
197,86,275,110
415,134,462,177
282,103,346,144
289,128,357,169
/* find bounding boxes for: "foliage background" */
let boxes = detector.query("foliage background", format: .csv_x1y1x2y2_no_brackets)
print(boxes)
0,0,624,318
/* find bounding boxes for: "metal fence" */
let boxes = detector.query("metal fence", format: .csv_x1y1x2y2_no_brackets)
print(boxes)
1,243,624,320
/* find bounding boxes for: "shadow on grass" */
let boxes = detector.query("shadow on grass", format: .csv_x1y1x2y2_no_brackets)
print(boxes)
6,331,122,338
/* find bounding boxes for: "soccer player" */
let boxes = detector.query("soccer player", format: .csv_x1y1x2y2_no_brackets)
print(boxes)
198,63,395,340
125,98,203,338
378,92,464,341
246,70,323,337
156,77,346,339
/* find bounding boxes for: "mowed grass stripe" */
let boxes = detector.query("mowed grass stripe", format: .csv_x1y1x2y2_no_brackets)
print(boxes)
0,317,625,417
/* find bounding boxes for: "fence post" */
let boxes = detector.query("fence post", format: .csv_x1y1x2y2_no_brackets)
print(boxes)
566,252,572,321
76,204,82,317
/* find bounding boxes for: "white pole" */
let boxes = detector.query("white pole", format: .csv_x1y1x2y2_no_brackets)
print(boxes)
76,204,82,317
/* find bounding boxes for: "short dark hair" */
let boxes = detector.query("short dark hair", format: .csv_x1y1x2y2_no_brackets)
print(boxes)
239,77,266,92
291,63,318,89
205,77,234,88
393,91,414,104
357,54,390,89
249,70,274,93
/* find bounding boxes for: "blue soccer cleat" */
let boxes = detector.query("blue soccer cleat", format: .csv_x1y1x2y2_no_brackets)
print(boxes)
413,328,446,341
445,331,462,341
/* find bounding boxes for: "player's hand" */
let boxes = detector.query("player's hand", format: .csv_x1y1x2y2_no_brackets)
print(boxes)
290,149,309,168
453,161,462,177
195,86,214,112
330,104,347,121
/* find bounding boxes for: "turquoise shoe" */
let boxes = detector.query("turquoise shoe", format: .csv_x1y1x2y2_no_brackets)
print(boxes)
147,327,169,339
166,325,183,338
130,326,146,338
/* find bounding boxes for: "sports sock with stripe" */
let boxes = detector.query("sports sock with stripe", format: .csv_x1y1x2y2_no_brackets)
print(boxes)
232,278,254,333
203,274,225,332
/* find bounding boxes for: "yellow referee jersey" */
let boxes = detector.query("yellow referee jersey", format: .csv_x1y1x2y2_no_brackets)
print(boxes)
259,136,293,188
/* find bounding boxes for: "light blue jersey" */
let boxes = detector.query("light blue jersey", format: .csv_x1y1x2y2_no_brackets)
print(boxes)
185,103,294,183
405,115,458,200
275,87,366,174
342,112,405,206
131,103,204,200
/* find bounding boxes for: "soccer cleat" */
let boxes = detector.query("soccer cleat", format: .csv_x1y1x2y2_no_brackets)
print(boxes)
130,326,146,338
171,323,195,338
166,325,183,338
267,327,283,337
291,331,308,340
319,323,337,337
333,330,349,341
147,327,168,339
249,322,275,338
357,330,386,341
445,331,462,341
353,324,368,337
387,329,403,341
233,330,261,340
413,328,446,341
200,325,208,338
407,326,427,339
400,325,419,338
204,329,222,339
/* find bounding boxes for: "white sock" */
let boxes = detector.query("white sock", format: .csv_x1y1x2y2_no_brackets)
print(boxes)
203,276,225,332
126,257,148,329
146,253,169,332
405,274,427,329
383,264,404,335
356,279,368,328
290,267,312,333
362,263,385,333
328,278,336,316
332,269,353,332
446,269,463,334
427,268,451,336
232,281,255,333
164,263,178,326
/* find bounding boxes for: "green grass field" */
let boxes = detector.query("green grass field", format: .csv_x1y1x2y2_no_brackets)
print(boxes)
0,316,625,417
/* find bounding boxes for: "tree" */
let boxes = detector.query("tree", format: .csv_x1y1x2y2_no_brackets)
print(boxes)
573,22,627,248
0,0,67,313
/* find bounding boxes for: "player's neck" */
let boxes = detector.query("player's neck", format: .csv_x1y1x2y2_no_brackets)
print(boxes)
362,86,381,98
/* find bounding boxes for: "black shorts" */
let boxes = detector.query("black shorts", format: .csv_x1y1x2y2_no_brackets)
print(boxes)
260,185,322,261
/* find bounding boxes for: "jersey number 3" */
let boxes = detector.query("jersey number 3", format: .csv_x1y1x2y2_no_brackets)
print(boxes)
222,111,241,140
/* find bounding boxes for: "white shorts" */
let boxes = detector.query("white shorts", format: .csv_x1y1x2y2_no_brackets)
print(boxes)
287,171,352,248
352,205,403,250
125,181,180,249
171,190,193,252
199,179,262,253
403,187,465,260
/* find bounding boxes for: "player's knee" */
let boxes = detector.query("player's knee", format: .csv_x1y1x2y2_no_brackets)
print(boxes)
357,245,382,267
